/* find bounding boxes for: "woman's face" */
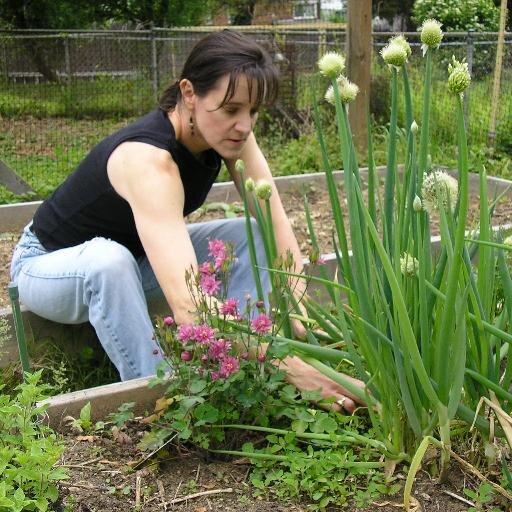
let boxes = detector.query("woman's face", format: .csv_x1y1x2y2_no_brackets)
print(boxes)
191,74,260,159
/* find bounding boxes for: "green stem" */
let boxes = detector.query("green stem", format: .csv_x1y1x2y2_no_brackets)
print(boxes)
435,95,469,404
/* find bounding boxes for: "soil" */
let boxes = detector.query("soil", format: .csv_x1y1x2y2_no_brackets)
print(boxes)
1,180,512,310
54,421,511,512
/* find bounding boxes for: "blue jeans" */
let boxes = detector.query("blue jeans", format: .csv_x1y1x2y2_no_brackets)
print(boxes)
10,218,270,381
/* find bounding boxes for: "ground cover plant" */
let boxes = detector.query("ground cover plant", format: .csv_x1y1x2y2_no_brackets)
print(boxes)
138,20,512,510
0,371,68,511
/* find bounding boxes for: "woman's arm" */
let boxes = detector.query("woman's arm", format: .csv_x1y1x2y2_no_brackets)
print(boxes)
107,141,199,325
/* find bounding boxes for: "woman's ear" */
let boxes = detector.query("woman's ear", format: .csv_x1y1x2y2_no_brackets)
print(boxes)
179,79,195,109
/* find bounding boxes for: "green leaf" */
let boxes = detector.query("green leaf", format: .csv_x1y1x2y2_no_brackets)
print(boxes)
190,379,207,394
193,403,219,424
311,415,338,434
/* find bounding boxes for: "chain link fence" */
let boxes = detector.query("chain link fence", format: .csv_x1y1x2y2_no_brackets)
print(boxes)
0,27,510,200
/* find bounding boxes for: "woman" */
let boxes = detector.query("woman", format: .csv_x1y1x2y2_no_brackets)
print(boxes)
11,30,362,412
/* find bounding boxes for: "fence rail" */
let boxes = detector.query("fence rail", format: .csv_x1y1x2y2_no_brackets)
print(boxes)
0,28,510,201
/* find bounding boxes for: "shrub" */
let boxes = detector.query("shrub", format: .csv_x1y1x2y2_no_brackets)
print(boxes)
412,0,500,32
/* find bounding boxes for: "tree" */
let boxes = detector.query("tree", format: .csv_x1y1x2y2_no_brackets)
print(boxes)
209,0,282,25
97,0,207,28
0,0,209,80
374,0,416,30
0,0,100,80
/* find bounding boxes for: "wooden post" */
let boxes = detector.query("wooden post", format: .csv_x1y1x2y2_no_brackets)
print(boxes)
346,0,372,152
487,0,508,148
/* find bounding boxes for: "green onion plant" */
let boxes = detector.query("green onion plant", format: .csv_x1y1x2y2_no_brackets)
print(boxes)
239,21,512,483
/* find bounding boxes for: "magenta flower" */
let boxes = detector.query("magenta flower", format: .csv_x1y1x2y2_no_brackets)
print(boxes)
198,261,213,275
241,352,249,360
251,314,273,335
193,324,215,344
255,300,265,309
177,324,195,342
317,255,326,265
220,298,239,316
211,371,220,381
163,316,175,326
208,339,232,360
257,353,266,363
200,274,221,296
181,351,192,361
219,356,240,378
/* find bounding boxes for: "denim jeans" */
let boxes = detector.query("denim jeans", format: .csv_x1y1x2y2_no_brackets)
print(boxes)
10,218,270,381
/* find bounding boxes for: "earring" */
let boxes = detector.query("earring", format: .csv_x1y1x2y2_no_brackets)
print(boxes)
189,115,195,136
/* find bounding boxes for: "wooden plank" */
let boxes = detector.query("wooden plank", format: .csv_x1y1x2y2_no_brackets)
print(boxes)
0,159,33,195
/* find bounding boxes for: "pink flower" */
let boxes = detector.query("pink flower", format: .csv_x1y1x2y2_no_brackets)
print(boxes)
177,324,195,342
193,324,215,344
198,261,214,275
251,314,273,335
255,300,265,309
181,351,192,361
201,354,208,363
220,298,239,316
200,274,221,296
211,371,220,381
317,255,326,265
163,316,175,326
208,239,226,259
241,351,249,360
208,239,229,270
219,356,240,378
208,339,232,360
257,353,266,363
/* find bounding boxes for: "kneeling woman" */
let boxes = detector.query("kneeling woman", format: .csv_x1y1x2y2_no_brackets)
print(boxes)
11,30,363,412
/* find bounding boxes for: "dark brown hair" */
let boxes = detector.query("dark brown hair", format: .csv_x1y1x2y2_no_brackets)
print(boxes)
159,30,278,111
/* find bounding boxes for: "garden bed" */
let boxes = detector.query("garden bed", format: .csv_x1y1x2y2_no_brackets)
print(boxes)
54,421,490,512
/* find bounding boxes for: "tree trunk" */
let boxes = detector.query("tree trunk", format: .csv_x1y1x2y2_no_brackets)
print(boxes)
24,39,60,83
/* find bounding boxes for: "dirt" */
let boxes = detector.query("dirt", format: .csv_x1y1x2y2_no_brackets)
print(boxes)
53,421,510,512
1,179,512,310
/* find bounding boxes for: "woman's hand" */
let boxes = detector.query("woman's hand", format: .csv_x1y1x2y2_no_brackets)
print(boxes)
280,355,366,414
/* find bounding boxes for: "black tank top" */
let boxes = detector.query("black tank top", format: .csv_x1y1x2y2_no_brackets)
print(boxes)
32,109,222,258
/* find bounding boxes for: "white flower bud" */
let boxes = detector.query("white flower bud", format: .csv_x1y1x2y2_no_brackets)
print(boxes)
447,56,471,95
413,195,422,212
419,19,443,54
325,75,359,105
318,51,346,78
421,170,458,216
255,180,273,200
400,253,419,277
390,34,412,59
411,120,419,134
381,41,408,68
245,177,255,192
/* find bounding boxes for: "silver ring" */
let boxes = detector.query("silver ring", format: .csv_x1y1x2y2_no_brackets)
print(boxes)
336,397,346,407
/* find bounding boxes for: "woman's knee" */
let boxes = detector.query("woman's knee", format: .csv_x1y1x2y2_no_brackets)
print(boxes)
84,238,139,282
